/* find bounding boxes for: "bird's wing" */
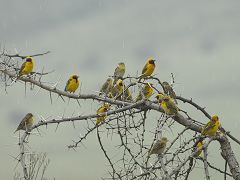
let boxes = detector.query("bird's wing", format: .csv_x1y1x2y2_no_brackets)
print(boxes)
114,67,119,77
108,82,113,91
16,114,31,131
16,120,24,131
141,63,148,74
203,121,215,133
97,106,105,114
64,79,71,91
19,62,27,74
167,100,178,111
169,87,176,96
150,141,165,154
158,141,166,149
153,141,164,150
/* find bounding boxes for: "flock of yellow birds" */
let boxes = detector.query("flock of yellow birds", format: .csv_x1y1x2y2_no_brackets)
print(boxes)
14,56,221,157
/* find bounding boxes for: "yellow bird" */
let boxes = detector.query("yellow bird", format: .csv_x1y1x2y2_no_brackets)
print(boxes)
64,74,80,93
113,62,125,84
162,81,177,104
201,115,220,136
96,103,111,125
193,140,204,157
111,79,124,98
17,56,34,78
140,57,156,79
99,78,113,96
14,113,34,133
160,96,178,115
148,137,168,156
136,82,154,101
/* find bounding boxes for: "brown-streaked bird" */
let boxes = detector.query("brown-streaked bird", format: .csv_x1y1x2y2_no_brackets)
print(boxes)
201,115,220,136
140,57,156,79
162,81,177,104
99,78,113,96
14,113,34,133
148,137,168,156
64,74,80,93
113,62,125,84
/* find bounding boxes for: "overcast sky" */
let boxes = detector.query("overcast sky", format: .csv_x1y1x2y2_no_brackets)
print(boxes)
0,0,240,179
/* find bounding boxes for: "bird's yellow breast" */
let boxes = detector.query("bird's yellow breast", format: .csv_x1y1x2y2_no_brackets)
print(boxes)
144,86,153,98
201,120,220,136
66,79,79,93
161,102,170,114
21,62,34,75
143,64,155,76
96,106,108,125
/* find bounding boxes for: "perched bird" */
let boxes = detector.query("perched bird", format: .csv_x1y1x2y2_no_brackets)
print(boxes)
193,140,204,157
113,62,125,84
111,79,124,98
121,84,133,101
201,115,220,136
135,82,154,101
156,92,165,103
14,113,34,133
64,74,80,93
96,103,111,125
99,78,113,96
148,137,168,156
162,81,177,104
160,96,178,115
17,56,34,78
140,57,156,79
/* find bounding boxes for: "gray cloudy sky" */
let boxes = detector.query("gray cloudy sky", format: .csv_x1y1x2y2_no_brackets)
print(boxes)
0,0,240,179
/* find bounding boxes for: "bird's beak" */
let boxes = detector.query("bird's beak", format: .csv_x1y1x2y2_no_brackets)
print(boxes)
153,60,156,62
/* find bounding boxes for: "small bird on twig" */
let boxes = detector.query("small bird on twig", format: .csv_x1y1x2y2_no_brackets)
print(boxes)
113,62,125,85
201,115,220,136
135,82,154,101
139,57,156,80
148,137,168,156
99,78,113,96
162,81,177,104
17,56,34,79
110,79,124,98
14,113,34,133
160,96,178,115
64,74,80,93
96,103,111,125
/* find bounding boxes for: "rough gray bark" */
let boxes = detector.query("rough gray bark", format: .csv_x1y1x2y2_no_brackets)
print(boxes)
219,136,240,180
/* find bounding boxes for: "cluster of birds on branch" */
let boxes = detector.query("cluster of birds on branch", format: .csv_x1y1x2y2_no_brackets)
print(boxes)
14,56,222,158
